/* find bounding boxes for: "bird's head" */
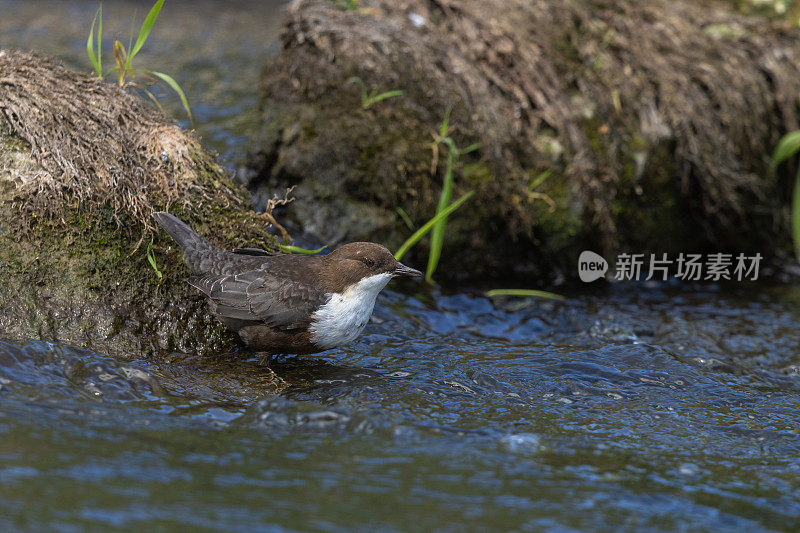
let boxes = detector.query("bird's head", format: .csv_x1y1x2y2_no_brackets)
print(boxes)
323,242,422,291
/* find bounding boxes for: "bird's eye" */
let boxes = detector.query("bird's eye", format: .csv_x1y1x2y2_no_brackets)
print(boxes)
364,258,375,267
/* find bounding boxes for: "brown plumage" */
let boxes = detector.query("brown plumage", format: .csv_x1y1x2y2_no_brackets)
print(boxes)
153,212,421,354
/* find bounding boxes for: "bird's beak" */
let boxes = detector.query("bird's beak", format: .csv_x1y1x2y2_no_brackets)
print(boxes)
394,262,423,279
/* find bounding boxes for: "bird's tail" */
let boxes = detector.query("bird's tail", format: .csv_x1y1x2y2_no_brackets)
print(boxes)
153,212,226,275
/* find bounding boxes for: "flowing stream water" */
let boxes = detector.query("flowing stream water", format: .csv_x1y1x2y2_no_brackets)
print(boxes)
2,1,800,531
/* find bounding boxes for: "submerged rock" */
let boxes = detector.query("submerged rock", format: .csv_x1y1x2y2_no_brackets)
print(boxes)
0,49,282,366
246,0,800,282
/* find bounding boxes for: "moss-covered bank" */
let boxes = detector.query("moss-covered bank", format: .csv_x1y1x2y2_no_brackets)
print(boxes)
247,0,800,283
0,50,281,365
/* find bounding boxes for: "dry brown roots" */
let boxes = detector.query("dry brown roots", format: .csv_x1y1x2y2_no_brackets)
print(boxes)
0,49,244,233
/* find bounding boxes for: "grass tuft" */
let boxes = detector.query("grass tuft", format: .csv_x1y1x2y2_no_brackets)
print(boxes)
394,191,474,261
393,109,480,283
86,0,192,122
347,77,403,109
424,111,480,283
146,240,163,279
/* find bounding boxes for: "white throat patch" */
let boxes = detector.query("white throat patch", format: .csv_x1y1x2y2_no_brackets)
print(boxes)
309,273,392,349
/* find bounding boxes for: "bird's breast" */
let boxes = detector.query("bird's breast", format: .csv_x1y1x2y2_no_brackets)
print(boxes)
308,273,392,349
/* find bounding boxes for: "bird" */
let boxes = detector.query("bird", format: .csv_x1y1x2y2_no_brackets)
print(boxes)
153,212,422,355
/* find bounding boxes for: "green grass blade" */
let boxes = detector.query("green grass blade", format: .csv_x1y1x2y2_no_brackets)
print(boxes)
146,241,163,279
426,146,456,281
347,76,368,106
460,142,481,155
97,5,103,74
364,90,403,109
279,244,327,254
148,70,193,122
485,289,565,300
793,167,800,261
131,0,165,59
346,76,365,92
396,207,414,230
395,190,474,261
528,169,552,191
125,10,136,74
439,106,453,138
87,6,102,76
87,11,96,68
441,137,457,156
771,131,800,171
336,0,358,10
771,131,800,259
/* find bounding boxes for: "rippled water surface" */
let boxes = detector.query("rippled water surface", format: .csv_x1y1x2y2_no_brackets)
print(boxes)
2,283,800,531
3,1,800,531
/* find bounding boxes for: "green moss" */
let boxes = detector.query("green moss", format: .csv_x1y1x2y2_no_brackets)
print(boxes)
3,135,28,151
0,131,280,358
552,30,583,66
462,162,494,186
611,134,700,252
529,169,582,250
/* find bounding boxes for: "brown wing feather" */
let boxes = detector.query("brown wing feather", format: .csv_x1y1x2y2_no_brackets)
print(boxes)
188,269,328,331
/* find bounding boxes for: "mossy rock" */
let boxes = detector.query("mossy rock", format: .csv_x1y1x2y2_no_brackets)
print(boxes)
0,49,282,378
246,0,800,283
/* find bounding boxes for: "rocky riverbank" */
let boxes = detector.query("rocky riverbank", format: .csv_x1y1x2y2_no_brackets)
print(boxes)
247,0,800,283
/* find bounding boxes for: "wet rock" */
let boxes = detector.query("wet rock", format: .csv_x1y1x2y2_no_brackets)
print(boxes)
0,50,281,358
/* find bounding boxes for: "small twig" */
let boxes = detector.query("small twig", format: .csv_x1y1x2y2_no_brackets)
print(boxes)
260,211,291,244
259,186,295,244
527,191,557,212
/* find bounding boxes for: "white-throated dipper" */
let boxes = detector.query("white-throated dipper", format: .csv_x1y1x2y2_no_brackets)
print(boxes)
153,212,422,354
